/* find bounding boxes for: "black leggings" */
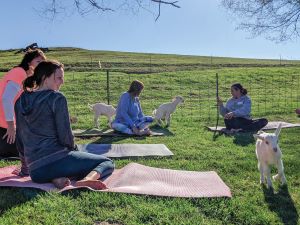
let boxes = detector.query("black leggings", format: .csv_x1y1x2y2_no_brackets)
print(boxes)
224,117,268,132
0,127,19,157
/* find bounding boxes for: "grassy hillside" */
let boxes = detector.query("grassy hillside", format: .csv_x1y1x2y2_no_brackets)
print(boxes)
0,48,299,225
1,47,300,73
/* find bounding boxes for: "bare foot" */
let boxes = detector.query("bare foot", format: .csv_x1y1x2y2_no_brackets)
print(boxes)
52,177,71,189
75,179,107,190
139,128,151,136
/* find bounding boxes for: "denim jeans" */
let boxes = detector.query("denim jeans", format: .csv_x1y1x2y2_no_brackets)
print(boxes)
30,151,115,183
112,116,153,134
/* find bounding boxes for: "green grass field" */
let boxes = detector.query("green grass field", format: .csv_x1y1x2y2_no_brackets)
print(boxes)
0,48,299,225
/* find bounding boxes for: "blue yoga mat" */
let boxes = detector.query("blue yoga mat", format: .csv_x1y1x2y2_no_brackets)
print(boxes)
77,144,173,158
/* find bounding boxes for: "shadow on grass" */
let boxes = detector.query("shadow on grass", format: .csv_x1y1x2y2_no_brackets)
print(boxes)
90,125,174,144
212,131,256,146
232,132,256,146
263,185,298,225
0,187,43,216
75,126,173,143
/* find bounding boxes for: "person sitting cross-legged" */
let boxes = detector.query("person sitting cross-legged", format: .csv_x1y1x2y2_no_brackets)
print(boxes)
15,60,114,189
111,80,153,136
217,83,268,133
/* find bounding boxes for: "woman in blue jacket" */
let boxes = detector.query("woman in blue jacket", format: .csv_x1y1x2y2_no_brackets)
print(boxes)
112,80,153,135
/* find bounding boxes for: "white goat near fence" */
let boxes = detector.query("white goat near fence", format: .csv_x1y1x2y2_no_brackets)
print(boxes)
152,96,184,127
88,103,116,129
253,123,286,189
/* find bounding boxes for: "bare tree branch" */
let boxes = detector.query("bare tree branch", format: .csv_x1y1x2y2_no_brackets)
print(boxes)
38,0,180,21
222,0,300,42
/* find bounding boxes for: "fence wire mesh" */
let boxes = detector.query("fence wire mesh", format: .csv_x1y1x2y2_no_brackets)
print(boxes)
61,70,300,128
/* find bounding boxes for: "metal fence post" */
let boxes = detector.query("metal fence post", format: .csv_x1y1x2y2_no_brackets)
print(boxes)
107,70,110,105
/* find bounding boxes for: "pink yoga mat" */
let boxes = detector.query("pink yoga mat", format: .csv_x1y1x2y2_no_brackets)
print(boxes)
0,163,231,198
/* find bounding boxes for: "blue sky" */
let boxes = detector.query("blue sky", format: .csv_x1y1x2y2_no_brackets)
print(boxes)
0,0,299,59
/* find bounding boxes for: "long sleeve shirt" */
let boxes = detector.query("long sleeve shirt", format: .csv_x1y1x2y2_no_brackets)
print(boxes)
114,92,144,128
2,81,20,121
220,95,251,119
15,90,74,172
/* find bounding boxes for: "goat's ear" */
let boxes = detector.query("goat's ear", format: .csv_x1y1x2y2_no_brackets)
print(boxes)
253,134,264,140
275,123,282,137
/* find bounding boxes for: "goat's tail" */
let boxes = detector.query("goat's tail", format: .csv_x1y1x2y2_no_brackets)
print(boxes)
88,103,94,111
152,109,157,117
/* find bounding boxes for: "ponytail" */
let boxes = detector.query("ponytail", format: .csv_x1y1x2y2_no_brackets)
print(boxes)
23,60,64,91
231,83,247,95
23,75,36,90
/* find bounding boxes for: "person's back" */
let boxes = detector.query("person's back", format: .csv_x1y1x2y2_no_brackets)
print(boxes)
15,60,114,190
15,90,73,172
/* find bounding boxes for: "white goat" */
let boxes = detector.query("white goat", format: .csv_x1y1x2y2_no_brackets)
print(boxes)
152,96,184,127
88,103,116,129
253,123,286,189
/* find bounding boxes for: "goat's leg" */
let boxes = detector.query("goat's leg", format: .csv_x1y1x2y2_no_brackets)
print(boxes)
107,116,113,128
273,159,287,185
264,165,273,189
165,113,171,127
258,161,264,185
94,115,100,129
158,119,163,125
157,117,163,126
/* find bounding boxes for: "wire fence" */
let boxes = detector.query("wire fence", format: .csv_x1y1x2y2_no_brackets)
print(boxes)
62,69,300,127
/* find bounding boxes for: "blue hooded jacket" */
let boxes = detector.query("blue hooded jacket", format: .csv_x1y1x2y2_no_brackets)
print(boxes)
15,90,74,173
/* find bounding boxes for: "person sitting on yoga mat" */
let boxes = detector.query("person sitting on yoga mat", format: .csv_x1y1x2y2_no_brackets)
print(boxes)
0,49,46,158
217,83,268,132
14,60,114,189
111,80,153,135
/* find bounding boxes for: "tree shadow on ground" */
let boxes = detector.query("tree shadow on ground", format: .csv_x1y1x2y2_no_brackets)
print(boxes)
0,187,43,216
263,185,298,225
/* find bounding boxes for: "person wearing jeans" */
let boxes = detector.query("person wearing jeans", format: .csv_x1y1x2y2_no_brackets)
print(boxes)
15,60,114,189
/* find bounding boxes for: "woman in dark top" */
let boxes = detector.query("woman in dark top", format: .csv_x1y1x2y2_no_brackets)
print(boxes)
15,60,114,189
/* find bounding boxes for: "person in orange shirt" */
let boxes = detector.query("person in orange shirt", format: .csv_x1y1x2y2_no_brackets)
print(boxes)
0,49,46,157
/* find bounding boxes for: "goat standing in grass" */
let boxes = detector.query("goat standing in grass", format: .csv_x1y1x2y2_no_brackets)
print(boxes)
253,123,286,189
88,103,116,129
153,96,184,127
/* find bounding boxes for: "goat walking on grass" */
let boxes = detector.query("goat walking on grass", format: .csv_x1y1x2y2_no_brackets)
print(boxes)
88,103,116,129
153,96,184,127
253,123,287,189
